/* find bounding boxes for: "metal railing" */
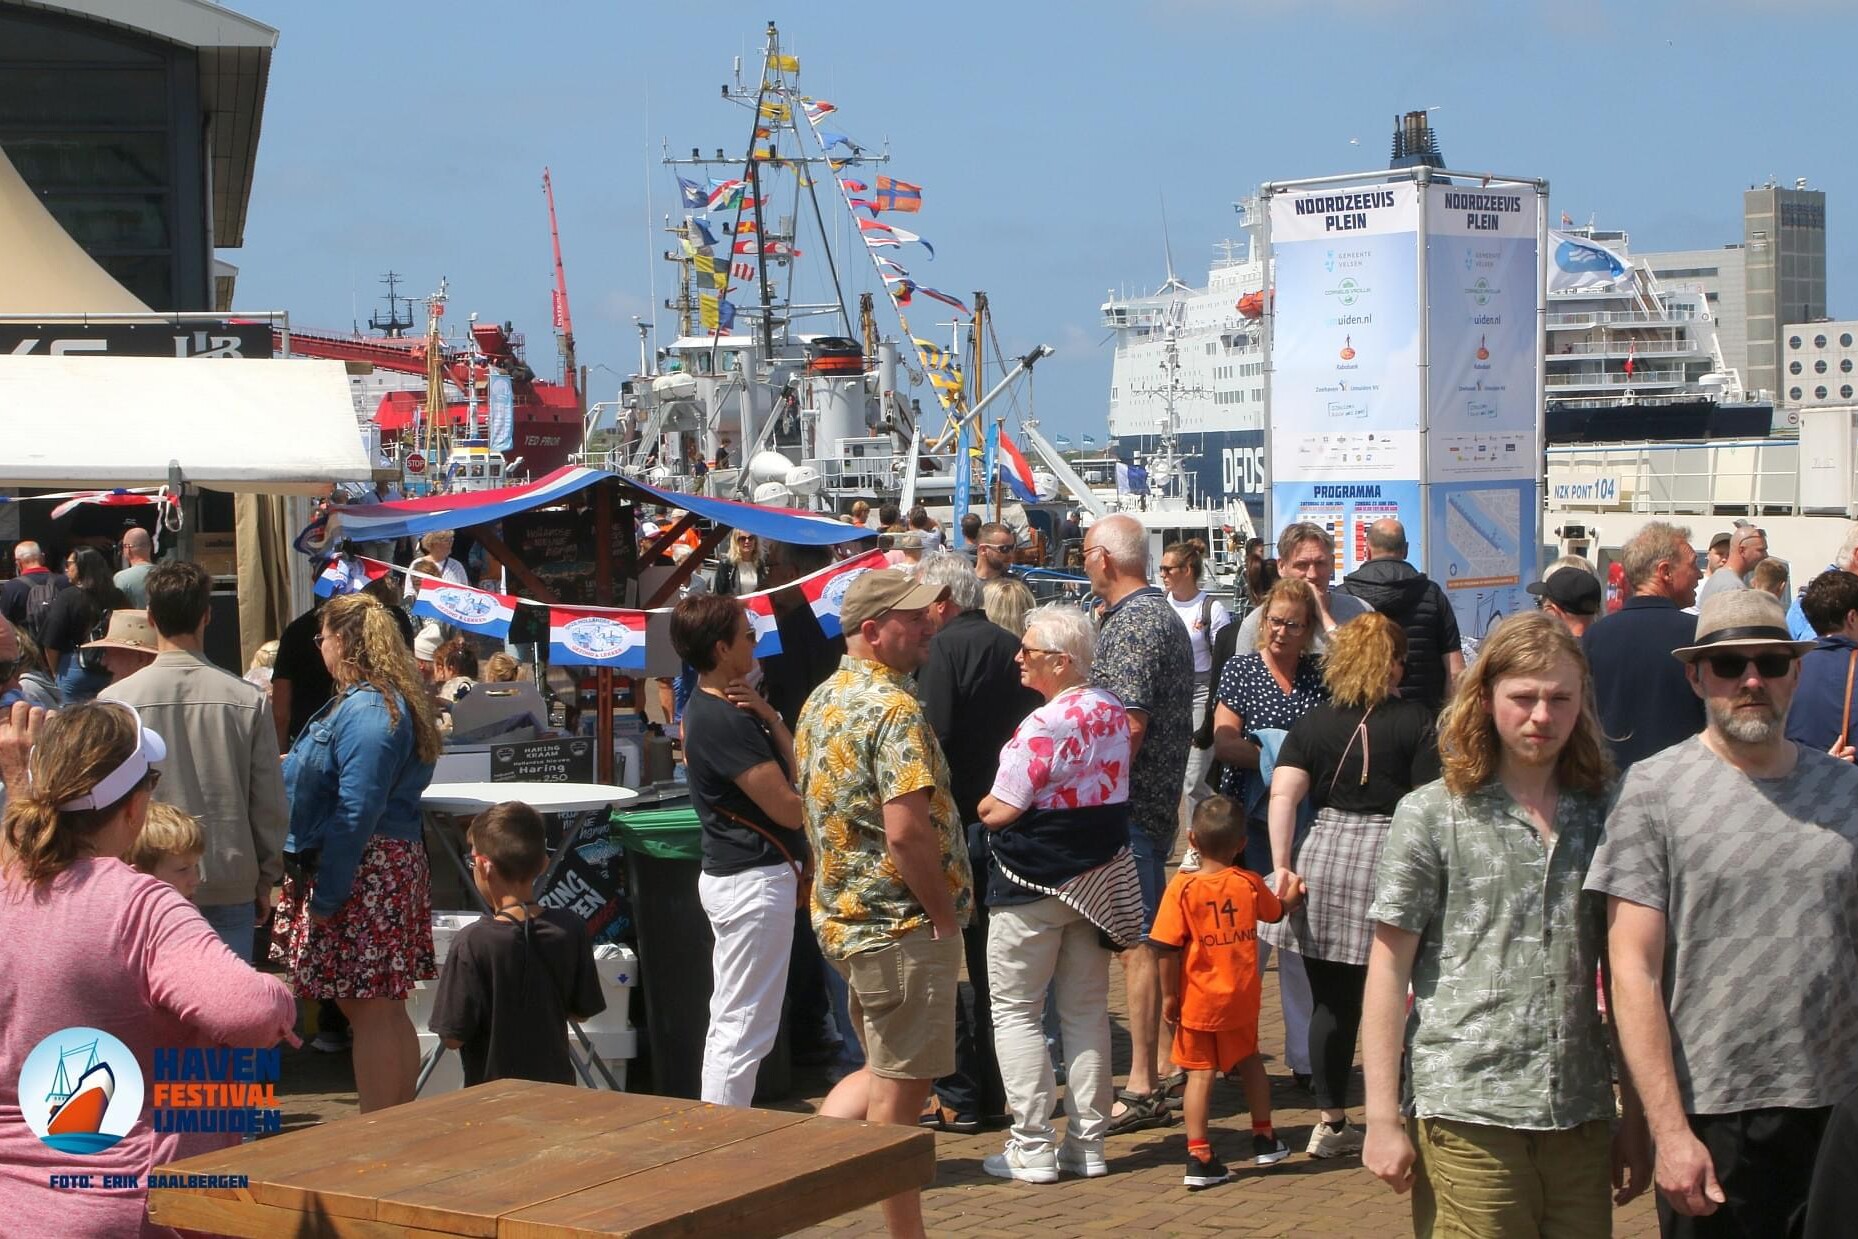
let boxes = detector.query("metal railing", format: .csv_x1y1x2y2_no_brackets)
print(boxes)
1546,439,1807,517
1545,368,1687,389
1550,338,1701,357
1546,308,1704,328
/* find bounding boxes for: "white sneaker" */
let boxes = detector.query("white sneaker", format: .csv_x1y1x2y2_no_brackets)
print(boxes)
1179,845,1202,872
983,1140,1060,1184
1305,1121,1364,1159
1056,1143,1108,1179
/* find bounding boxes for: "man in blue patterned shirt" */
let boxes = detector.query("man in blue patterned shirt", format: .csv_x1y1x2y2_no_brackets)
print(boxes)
1362,613,1650,1235
1085,513,1194,1133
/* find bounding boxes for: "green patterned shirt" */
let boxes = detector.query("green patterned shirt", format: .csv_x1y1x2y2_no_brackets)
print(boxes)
794,656,973,960
1367,779,1616,1130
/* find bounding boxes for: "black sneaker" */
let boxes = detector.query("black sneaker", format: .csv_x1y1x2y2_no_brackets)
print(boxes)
1252,1132,1291,1166
1183,1150,1232,1190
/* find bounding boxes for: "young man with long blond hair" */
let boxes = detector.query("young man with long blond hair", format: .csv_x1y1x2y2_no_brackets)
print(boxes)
1360,612,1652,1235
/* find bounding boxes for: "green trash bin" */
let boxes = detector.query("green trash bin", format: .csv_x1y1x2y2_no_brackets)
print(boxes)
612,808,792,1101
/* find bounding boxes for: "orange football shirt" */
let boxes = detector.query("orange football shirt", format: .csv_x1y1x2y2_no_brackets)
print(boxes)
1148,866,1284,1032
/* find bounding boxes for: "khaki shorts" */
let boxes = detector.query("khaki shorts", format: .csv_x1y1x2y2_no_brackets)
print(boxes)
831,928,961,1081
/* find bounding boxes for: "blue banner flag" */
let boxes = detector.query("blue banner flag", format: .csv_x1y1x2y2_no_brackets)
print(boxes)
676,176,708,209
981,417,998,516
486,372,515,452
952,420,972,546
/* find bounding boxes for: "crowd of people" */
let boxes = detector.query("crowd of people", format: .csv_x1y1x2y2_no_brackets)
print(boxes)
2,505,1856,1238
678,510,1858,1238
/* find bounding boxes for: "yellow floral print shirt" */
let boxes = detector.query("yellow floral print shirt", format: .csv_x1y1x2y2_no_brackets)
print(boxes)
794,655,973,959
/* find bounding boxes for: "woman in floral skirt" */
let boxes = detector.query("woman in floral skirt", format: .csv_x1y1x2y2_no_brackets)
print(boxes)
273,591,441,1111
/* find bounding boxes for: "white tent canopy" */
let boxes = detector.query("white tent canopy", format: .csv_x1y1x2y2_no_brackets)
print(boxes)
0,355,371,493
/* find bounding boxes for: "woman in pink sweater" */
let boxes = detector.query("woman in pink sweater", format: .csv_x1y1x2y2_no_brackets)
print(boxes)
0,700,297,1238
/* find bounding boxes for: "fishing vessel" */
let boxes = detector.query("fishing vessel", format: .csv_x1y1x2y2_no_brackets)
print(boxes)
580,23,1053,527
43,1039,117,1153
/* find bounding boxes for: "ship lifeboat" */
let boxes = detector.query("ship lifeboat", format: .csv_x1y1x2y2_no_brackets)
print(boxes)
48,1061,114,1136
805,337,865,375
1236,290,1271,320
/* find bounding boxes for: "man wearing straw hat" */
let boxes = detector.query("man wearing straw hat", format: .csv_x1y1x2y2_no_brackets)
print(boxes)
1588,590,1858,1237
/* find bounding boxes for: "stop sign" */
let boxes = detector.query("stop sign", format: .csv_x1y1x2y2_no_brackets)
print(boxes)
406,452,427,475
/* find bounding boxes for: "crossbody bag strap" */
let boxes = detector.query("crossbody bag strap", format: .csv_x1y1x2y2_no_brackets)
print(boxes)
1328,705,1375,799
1839,648,1857,752
716,806,811,884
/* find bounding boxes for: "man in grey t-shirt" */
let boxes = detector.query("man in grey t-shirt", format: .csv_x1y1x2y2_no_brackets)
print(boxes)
1693,522,1767,608
1232,522,1371,655
1588,590,1858,1237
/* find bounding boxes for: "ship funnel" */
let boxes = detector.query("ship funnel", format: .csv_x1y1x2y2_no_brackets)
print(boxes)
1389,110,1445,170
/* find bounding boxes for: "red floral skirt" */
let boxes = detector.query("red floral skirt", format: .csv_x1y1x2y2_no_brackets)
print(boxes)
269,836,436,1001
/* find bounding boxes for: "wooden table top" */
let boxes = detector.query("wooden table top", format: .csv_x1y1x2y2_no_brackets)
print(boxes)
145,1079,935,1238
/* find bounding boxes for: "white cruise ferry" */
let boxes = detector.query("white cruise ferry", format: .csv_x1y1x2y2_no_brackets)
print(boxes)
1102,221,1270,523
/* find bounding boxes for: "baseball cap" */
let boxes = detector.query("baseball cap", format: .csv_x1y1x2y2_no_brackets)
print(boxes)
839,572,947,633
1708,531,1733,552
1525,567,1602,616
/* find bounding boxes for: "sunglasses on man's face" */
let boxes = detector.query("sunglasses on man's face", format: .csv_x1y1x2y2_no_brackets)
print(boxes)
1702,652,1794,680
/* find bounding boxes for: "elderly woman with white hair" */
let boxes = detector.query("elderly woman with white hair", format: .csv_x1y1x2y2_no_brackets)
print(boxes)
976,603,1145,1184
402,529,469,598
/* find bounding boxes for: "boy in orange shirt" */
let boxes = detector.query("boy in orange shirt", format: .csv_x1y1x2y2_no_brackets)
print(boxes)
1151,795,1305,1189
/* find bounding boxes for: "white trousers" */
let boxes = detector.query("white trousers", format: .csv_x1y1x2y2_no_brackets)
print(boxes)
697,863,796,1107
987,896,1113,1155
1179,680,1215,837
1258,942,1314,1075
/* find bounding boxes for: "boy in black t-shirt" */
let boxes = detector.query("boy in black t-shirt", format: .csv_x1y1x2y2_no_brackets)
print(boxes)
430,801,605,1087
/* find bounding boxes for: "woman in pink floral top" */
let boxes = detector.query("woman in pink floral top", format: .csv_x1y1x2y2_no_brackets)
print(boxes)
975,604,1144,1183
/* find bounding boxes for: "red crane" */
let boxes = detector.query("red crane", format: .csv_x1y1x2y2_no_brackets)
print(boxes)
542,168,578,398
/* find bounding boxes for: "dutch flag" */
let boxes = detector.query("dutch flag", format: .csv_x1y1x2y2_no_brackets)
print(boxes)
996,428,1040,503
548,608,649,673
796,549,889,639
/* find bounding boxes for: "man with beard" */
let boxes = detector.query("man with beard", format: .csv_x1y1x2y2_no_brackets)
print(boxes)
1588,590,1858,1238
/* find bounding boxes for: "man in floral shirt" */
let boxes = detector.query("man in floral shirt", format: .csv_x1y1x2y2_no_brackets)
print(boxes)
1084,513,1194,1133
796,569,972,1239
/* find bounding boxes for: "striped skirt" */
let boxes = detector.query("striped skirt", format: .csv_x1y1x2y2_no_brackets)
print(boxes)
1257,807,1393,966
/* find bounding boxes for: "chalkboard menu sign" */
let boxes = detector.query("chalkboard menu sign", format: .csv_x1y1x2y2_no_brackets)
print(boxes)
490,736,596,784
500,499,638,607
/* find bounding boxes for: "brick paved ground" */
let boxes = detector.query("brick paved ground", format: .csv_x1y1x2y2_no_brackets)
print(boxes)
277,951,1659,1237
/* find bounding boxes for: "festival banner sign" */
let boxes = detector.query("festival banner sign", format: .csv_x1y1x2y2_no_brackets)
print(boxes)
1268,184,1423,486
1426,185,1537,483
547,608,649,672
411,580,518,639
743,593,782,657
794,548,889,638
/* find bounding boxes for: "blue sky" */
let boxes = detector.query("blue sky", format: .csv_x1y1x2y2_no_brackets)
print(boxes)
234,1,1853,445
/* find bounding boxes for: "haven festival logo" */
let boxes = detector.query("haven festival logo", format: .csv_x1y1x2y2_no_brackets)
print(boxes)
18,1028,143,1154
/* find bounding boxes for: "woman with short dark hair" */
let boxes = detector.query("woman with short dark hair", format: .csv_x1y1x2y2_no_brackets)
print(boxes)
670,592,806,1107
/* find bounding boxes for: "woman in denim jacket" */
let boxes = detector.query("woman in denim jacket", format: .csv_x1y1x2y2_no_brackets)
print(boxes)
271,591,441,1111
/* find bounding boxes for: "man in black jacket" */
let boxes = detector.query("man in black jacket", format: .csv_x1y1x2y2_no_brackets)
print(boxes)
1341,520,1462,711
1581,520,1706,768
916,552,1041,1131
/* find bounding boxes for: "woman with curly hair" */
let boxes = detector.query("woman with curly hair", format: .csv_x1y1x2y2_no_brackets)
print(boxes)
1259,612,1441,1158
271,592,443,1112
